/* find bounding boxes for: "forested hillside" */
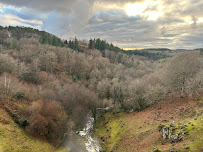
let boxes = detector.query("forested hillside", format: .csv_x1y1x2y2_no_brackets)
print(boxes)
0,26,203,151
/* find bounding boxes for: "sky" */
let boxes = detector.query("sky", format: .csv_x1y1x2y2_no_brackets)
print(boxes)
0,0,203,49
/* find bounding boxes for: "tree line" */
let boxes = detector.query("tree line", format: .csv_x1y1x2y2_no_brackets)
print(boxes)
126,50,169,60
39,34,64,47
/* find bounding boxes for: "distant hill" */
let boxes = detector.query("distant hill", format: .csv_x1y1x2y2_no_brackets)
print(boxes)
0,26,170,61
125,49,170,60
0,26,64,47
0,26,48,39
141,48,172,52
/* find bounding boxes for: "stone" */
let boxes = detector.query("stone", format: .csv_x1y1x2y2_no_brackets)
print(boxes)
171,134,179,143
181,129,185,135
161,121,186,144
162,126,173,144
170,121,176,127
152,148,160,152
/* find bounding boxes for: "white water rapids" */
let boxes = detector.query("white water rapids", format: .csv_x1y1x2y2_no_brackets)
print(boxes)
62,107,111,152
78,111,101,152
78,107,112,152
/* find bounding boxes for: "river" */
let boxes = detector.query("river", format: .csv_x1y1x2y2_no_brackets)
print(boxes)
78,111,101,152
62,107,111,152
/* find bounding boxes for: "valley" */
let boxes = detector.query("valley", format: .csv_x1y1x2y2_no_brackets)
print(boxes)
0,26,202,152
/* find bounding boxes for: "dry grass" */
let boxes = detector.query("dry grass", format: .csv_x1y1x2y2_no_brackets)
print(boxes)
94,96,203,152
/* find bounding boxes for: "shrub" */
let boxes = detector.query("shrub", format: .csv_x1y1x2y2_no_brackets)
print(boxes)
0,54,18,75
26,100,68,143
19,118,29,127
20,71,42,84
13,92,25,100
11,38,20,51
4,106,29,127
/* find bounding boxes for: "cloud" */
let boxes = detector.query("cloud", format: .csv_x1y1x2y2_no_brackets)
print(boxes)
0,13,42,28
0,6,46,20
41,0,94,38
78,1,203,49
0,0,94,37
89,10,130,24
0,5,45,28
0,0,77,13
0,0,202,49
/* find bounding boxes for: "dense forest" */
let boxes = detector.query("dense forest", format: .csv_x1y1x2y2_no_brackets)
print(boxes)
0,26,203,149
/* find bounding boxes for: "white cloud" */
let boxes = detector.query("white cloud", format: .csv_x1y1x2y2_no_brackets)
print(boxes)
0,13,42,29
0,0,202,49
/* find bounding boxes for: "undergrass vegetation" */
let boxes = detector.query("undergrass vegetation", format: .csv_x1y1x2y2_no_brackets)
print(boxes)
94,98,203,152
0,108,64,152
94,112,127,152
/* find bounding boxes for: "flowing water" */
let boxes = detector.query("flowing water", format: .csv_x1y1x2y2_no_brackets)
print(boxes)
62,107,111,152
78,111,101,152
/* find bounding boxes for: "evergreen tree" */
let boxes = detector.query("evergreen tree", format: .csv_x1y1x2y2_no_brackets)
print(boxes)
95,38,101,50
88,39,94,49
89,38,121,53
39,34,64,47
74,37,79,51
100,40,106,51
68,40,74,49
64,40,68,45
52,36,57,46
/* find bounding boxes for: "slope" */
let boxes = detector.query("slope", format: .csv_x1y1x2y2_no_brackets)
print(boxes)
94,96,203,152
0,107,69,152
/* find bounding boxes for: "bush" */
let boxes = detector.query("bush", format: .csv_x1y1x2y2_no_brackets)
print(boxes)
0,54,18,75
72,74,81,82
26,100,68,143
20,71,42,84
4,106,28,127
11,38,20,51
19,118,29,127
13,92,25,100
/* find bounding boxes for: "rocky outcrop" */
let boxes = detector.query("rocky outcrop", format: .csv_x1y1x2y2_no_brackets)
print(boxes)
161,121,184,144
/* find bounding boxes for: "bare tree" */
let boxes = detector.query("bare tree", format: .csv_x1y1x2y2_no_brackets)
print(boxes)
165,52,200,96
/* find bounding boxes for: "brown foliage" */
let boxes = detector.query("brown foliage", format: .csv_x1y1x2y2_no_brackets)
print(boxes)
26,100,68,143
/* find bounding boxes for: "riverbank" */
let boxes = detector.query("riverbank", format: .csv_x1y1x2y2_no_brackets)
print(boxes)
94,96,203,152
0,108,69,152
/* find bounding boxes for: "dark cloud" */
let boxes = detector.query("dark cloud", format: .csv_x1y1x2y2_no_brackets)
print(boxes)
0,0,202,49
0,0,78,13
41,0,94,37
0,0,94,36
89,10,138,24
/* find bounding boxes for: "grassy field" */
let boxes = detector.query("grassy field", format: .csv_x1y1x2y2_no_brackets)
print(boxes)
0,108,69,152
94,96,203,152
